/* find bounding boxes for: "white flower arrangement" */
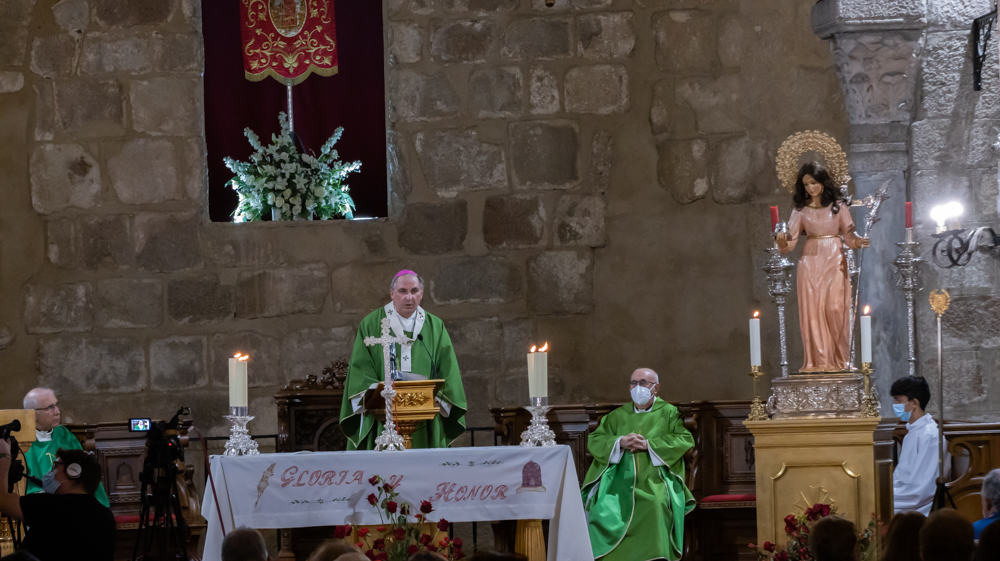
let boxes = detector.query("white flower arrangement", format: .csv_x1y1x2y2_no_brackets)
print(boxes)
224,112,361,222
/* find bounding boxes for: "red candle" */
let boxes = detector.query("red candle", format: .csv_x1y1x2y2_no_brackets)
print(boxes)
905,202,913,229
770,206,779,230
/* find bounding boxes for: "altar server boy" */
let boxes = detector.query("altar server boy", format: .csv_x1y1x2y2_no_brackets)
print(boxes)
891,376,949,515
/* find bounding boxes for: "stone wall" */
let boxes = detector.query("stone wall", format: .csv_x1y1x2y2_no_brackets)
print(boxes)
0,0,865,442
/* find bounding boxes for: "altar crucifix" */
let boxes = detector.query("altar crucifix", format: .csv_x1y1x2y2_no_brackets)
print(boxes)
364,317,411,451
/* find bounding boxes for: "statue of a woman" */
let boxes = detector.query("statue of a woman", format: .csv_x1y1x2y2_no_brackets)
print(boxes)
776,162,869,372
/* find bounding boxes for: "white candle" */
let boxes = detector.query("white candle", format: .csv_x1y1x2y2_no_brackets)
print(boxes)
229,353,249,408
749,313,761,367
861,308,872,364
527,343,549,398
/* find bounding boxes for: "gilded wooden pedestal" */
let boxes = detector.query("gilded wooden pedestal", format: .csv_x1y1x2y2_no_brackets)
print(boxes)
745,417,894,546
367,380,445,449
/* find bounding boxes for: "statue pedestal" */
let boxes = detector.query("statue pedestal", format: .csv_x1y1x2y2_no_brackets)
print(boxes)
745,417,895,546
365,380,444,449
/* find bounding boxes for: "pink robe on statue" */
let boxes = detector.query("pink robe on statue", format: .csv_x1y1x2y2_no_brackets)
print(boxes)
781,205,861,372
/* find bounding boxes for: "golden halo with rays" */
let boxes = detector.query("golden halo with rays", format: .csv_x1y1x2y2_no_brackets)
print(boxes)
775,130,851,193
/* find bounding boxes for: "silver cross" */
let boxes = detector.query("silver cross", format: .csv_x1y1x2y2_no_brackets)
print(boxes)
364,317,411,451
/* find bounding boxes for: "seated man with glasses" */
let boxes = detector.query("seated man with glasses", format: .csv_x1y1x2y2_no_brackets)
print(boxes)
22,387,109,506
581,368,696,561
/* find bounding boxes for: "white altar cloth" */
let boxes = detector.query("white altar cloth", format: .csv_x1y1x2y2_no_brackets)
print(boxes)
200,445,593,561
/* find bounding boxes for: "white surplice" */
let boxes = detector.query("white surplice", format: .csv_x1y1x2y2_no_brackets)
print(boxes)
893,413,949,515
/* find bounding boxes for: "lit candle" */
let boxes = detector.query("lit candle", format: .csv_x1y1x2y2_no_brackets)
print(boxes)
770,206,779,231
749,312,761,367
860,307,872,364
229,353,249,408
527,343,549,399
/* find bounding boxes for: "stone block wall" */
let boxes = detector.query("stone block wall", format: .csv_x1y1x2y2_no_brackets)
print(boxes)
910,0,1000,420
0,0,886,443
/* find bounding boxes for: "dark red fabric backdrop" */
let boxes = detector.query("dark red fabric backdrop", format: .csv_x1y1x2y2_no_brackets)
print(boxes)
203,0,387,222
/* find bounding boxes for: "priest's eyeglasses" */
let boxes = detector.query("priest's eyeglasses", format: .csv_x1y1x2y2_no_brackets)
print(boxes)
629,380,655,388
34,403,58,412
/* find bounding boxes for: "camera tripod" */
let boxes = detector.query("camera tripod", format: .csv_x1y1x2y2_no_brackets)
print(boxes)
131,464,190,561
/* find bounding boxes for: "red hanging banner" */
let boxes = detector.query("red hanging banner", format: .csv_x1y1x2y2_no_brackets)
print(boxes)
240,0,338,85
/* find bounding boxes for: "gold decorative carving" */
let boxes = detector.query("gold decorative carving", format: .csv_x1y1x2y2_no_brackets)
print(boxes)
397,392,430,407
775,131,851,192
793,485,835,513
929,289,950,317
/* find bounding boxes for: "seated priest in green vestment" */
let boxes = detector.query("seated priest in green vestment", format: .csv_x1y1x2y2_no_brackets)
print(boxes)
582,368,696,561
23,387,110,507
339,270,467,450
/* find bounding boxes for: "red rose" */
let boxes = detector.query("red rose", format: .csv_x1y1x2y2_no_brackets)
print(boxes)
369,475,380,486
763,542,775,553
439,539,450,547
376,526,386,533
452,537,463,548
364,551,375,560
775,552,789,561
784,514,796,524
383,482,395,493
373,538,385,550
437,518,450,532
393,527,405,540
358,528,370,537
367,493,377,505
400,503,410,516
386,501,398,514
356,542,364,548
333,525,348,539
419,534,432,546
407,545,418,554
427,545,438,553
820,504,831,517
420,500,434,514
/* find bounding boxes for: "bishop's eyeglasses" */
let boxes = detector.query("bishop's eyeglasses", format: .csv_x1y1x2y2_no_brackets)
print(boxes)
628,380,655,388
34,403,59,412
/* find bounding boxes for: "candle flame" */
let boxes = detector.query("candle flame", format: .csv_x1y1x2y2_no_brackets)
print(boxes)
239,355,249,362
233,353,243,359
539,342,549,352
753,311,760,318
863,306,870,315
530,345,537,353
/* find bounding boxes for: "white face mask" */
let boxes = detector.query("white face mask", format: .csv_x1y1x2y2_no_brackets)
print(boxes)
630,385,652,406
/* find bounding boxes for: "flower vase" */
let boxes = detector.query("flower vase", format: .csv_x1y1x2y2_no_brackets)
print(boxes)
271,208,282,221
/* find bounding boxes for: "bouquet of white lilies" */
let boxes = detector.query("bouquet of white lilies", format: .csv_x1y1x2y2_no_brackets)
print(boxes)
224,112,361,222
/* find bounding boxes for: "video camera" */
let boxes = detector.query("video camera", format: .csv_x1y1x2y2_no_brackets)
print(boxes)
140,406,189,486
0,420,34,493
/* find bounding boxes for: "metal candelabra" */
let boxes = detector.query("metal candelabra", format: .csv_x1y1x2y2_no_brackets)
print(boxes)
747,365,769,421
859,362,880,418
520,397,556,447
893,228,924,376
224,406,259,456
763,235,794,378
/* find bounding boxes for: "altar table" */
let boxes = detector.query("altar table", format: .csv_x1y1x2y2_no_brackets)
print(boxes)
200,445,594,561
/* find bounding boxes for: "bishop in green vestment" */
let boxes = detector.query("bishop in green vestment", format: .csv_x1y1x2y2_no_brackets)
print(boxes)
22,388,110,506
339,270,467,450
582,368,695,561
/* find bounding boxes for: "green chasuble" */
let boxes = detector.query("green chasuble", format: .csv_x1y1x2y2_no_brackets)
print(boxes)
581,398,695,561
339,304,467,450
25,425,110,507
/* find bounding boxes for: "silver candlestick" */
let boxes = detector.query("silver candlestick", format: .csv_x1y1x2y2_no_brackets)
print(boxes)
893,227,923,376
374,378,405,451
224,406,259,456
764,227,795,377
520,397,556,447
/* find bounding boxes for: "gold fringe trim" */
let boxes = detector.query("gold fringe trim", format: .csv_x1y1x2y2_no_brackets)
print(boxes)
244,64,340,86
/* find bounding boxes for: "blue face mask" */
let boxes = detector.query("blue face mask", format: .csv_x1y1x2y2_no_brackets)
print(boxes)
893,403,911,422
42,470,60,494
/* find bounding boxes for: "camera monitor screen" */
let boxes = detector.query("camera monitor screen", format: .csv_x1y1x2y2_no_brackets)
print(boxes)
129,418,151,432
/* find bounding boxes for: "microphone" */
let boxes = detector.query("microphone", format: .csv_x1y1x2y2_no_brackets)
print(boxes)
416,334,438,378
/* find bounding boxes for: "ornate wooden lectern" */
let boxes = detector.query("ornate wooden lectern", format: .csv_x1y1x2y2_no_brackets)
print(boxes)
365,379,445,449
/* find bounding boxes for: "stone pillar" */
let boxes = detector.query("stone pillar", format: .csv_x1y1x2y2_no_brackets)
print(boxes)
812,0,926,411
